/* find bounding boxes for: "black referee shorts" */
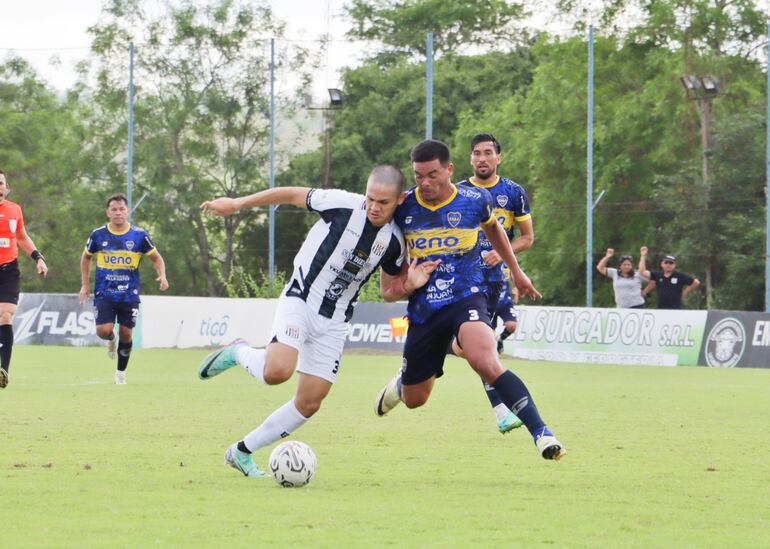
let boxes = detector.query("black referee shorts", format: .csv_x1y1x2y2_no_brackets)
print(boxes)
0,260,21,305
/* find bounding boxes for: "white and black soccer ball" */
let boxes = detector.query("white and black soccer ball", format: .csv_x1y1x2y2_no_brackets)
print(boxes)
268,440,317,488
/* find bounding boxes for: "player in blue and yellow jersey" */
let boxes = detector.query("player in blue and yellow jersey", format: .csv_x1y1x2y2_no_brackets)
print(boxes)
376,140,566,461
456,134,535,434
79,194,168,384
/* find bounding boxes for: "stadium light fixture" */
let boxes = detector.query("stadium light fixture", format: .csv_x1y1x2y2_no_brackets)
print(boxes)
680,75,700,100
328,88,344,107
699,76,719,97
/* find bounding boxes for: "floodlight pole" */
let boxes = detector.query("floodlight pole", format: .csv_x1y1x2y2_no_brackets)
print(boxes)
268,38,276,290
766,20,770,312
426,32,433,139
586,25,595,307
127,43,135,221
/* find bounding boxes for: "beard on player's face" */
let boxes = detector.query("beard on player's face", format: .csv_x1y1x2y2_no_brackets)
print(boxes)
473,166,493,179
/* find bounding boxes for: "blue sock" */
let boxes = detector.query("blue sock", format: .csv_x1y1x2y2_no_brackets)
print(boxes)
530,425,553,442
491,370,546,435
482,380,504,407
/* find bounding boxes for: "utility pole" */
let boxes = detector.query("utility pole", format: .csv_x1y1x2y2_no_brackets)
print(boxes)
681,75,720,308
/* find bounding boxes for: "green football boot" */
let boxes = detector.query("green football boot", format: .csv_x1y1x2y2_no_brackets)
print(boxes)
498,410,524,434
198,339,247,380
224,444,268,478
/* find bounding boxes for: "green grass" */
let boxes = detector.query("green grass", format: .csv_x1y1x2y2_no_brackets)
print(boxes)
1,346,769,548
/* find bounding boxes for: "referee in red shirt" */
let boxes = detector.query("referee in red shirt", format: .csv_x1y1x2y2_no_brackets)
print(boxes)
0,170,48,388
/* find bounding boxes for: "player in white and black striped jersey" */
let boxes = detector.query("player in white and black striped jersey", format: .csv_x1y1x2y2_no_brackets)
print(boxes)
197,165,440,478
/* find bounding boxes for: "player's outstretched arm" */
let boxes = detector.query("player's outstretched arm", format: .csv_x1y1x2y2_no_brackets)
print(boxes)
201,187,311,217
482,219,541,301
79,250,92,304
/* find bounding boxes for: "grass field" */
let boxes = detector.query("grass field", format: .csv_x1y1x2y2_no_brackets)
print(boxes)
1,346,769,548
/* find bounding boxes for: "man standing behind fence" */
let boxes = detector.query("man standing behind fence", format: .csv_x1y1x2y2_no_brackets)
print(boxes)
638,246,700,309
79,194,169,384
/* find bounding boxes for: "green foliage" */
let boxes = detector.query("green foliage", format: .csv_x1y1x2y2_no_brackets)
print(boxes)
346,0,527,62
2,0,769,309
85,0,314,296
0,58,104,294
220,265,286,298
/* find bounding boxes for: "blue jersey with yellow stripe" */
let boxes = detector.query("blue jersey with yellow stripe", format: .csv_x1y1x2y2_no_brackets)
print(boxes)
85,224,157,303
459,176,530,283
394,184,494,323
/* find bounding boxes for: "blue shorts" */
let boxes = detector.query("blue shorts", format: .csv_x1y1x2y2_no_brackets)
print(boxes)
486,281,517,325
94,299,139,328
401,293,490,385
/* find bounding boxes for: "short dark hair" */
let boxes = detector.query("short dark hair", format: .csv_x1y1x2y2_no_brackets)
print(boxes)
107,193,129,207
369,164,405,193
410,139,451,165
470,133,501,154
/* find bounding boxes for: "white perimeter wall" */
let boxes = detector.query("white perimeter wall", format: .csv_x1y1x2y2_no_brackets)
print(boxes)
139,295,277,348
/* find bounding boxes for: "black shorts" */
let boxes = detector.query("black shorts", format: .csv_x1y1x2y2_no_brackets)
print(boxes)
95,299,139,328
401,293,490,385
0,260,21,305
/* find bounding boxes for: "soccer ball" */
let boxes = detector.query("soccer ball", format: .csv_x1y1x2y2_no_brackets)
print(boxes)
268,440,317,488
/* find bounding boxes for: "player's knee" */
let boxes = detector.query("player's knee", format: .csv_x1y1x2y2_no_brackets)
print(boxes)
469,359,504,385
294,396,322,418
95,326,113,339
118,325,133,342
401,390,428,409
0,313,13,325
263,361,294,385
505,321,517,333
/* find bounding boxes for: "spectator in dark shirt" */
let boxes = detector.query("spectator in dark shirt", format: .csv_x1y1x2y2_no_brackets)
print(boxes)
638,246,700,309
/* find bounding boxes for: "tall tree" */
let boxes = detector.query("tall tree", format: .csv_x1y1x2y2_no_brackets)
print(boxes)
0,57,98,294
86,0,313,296
345,0,528,63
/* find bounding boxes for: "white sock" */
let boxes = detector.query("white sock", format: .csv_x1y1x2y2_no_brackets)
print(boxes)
236,346,267,382
494,403,510,422
242,400,308,453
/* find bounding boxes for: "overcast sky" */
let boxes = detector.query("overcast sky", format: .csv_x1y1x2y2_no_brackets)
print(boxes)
0,0,354,99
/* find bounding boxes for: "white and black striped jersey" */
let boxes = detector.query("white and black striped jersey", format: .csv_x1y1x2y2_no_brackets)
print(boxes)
283,188,405,322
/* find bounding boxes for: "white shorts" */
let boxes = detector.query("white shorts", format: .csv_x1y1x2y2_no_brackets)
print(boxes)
270,296,348,383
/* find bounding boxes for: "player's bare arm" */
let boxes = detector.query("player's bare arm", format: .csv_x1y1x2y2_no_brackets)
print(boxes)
79,250,92,304
380,258,441,302
482,218,541,301
483,217,534,268
17,227,47,277
201,187,312,216
148,250,169,291
511,217,534,253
